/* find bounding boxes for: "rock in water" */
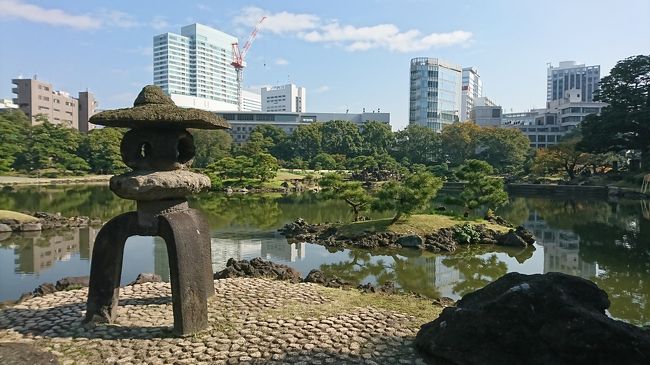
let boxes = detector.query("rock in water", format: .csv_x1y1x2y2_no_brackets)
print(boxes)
304,269,351,288
214,258,302,283
396,234,424,248
415,272,650,365
55,276,89,291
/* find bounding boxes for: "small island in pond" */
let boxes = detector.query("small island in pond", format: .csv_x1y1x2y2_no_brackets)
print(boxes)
280,213,535,253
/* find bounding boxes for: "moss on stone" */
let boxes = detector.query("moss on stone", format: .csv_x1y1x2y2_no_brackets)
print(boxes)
90,85,230,130
0,210,38,223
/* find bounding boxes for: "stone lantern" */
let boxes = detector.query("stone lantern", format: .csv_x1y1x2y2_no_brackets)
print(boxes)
83,85,229,335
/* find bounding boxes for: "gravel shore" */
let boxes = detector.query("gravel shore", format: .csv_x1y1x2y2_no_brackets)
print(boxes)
0,278,441,364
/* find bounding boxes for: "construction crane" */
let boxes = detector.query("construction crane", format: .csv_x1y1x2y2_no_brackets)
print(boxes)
231,16,266,111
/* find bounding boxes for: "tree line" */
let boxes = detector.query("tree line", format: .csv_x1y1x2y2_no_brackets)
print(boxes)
198,119,532,176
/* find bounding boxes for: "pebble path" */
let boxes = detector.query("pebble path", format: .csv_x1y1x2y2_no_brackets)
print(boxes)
0,278,441,364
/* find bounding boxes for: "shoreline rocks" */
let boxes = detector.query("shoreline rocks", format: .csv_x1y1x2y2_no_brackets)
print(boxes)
0,211,102,235
4,273,161,308
279,218,536,254
214,257,302,283
415,272,650,365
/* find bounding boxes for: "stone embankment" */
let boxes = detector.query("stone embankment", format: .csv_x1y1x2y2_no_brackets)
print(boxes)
279,218,536,253
0,211,102,234
0,276,441,364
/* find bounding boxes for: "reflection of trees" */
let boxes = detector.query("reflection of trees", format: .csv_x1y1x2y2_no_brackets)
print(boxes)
442,248,508,297
0,186,133,220
528,198,613,230
318,250,396,285
193,194,282,230
193,191,391,232
497,197,530,226
391,255,441,298
577,219,650,325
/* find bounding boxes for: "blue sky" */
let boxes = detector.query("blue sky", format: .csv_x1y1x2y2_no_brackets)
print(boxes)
1,0,648,130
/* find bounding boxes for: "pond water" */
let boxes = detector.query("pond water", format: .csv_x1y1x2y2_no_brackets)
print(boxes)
0,185,648,326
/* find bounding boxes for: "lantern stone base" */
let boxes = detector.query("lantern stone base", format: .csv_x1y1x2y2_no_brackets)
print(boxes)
110,170,211,201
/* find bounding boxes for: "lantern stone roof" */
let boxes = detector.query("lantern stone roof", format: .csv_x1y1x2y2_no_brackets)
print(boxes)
90,85,230,130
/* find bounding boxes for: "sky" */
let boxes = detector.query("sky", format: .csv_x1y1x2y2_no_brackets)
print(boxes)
0,0,649,130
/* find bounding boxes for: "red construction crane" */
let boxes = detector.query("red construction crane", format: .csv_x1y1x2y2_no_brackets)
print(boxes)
232,16,266,111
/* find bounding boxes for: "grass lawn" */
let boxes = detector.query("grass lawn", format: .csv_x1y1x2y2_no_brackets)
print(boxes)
336,214,511,237
0,210,38,223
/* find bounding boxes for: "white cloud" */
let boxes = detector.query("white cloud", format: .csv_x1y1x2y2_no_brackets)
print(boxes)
275,58,289,66
233,7,472,53
98,9,139,28
0,0,99,29
314,85,331,93
303,22,472,52
0,1,170,31
234,6,319,34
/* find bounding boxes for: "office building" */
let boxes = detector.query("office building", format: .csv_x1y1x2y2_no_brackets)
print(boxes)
261,84,306,112
503,94,605,149
547,61,600,102
501,110,541,128
471,97,501,127
217,111,390,144
409,57,462,132
153,23,240,111
0,98,18,110
242,89,261,111
461,67,482,121
11,77,97,131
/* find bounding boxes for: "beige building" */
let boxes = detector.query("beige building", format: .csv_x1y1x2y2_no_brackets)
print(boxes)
11,77,97,131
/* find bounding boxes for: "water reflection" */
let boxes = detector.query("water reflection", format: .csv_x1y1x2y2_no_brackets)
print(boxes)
523,211,597,279
0,227,100,274
0,187,648,325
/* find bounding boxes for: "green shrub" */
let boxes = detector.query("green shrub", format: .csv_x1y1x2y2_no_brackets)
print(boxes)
453,223,482,244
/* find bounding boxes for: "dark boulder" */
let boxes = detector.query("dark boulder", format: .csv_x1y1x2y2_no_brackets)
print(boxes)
515,225,536,245
496,229,529,247
415,272,650,365
424,228,458,252
303,269,351,288
32,283,56,296
55,276,89,291
127,273,162,286
396,234,424,248
214,257,302,283
357,281,396,294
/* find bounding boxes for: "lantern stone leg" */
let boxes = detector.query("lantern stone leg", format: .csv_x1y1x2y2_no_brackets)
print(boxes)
82,85,230,336
85,212,139,324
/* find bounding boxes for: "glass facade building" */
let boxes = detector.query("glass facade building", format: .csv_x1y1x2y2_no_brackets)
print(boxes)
153,23,239,106
546,61,600,103
461,67,482,122
409,58,462,132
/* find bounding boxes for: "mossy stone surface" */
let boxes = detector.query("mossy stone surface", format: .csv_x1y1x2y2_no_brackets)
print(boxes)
90,85,230,130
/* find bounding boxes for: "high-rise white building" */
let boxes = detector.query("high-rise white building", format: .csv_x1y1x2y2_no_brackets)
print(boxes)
409,57,462,132
153,23,241,111
547,61,600,103
461,67,482,121
261,84,306,112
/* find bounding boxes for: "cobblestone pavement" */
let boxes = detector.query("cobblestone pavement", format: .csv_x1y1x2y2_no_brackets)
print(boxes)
0,278,442,364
